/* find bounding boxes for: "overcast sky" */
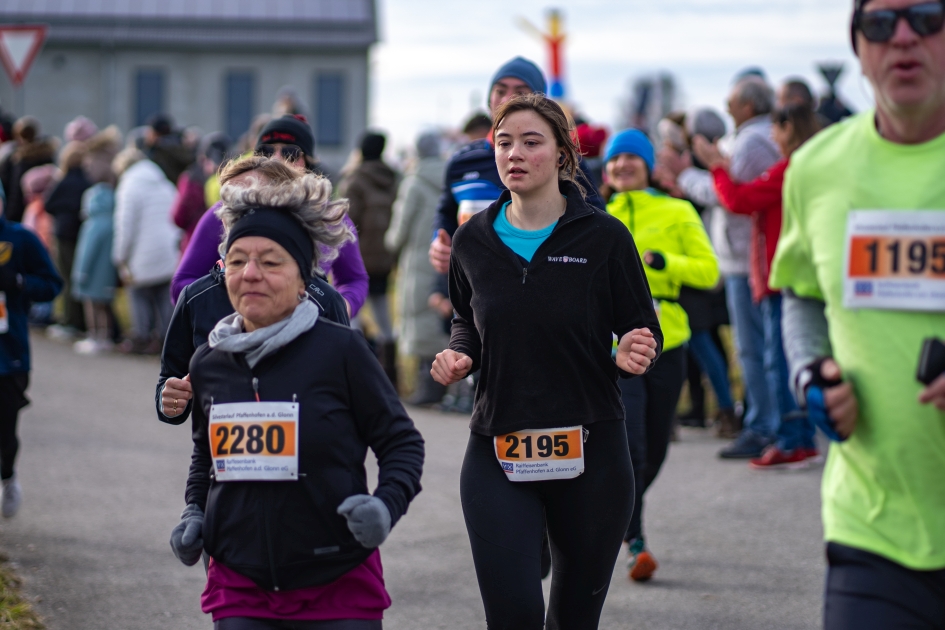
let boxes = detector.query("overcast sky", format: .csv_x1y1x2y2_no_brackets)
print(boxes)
370,0,871,153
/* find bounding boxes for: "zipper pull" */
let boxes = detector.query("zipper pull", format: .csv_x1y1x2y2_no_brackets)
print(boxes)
522,267,528,285
252,377,260,402
582,427,589,443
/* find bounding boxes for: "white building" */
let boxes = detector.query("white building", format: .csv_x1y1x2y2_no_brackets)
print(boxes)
0,0,377,172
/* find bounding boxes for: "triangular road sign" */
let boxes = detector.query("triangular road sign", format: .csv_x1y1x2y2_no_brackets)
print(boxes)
0,25,47,87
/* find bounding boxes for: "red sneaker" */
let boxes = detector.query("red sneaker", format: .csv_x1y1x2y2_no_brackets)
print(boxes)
749,445,809,470
799,447,824,465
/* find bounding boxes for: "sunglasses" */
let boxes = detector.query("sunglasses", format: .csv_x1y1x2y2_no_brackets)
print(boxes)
257,144,303,162
855,2,945,42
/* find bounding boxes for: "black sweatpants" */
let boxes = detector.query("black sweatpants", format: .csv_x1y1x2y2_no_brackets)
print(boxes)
825,542,945,630
0,373,29,481
460,419,633,630
619,346,686,542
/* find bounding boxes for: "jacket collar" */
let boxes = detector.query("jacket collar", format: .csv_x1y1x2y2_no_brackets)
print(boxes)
484,180,596,228
736,114,771,134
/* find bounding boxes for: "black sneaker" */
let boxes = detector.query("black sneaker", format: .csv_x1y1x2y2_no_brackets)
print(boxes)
718,432,771,459
678,409,705,428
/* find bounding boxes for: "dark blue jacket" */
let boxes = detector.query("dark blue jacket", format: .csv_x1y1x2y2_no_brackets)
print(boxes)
432,139,605,237
0,216,62,375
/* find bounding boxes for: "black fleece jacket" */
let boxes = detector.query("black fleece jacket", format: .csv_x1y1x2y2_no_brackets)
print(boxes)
187,319,424,591
156,264,349,425
449,182,662,436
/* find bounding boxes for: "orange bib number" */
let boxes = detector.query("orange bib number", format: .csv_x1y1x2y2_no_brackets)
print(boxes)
844,210,945,311
494,426,584,482
209,402,299,481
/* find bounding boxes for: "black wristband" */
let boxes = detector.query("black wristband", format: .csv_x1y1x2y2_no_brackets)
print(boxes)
796,357,842,407
646,251,666,271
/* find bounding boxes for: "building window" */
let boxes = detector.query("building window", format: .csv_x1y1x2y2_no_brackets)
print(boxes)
315,73,344,147
226,72,255,142
135,69,165,126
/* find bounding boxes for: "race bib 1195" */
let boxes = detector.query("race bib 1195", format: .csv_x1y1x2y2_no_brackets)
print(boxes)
209,401,299,481
844,210,945,311
494,426,584,482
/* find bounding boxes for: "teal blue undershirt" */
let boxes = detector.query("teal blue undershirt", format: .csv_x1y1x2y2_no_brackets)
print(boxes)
493,201,557,263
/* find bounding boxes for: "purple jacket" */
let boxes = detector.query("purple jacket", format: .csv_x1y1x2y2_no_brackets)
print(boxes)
170,202,368,315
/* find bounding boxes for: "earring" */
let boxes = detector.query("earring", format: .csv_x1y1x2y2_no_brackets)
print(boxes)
298,293,306,302
559,154,565,165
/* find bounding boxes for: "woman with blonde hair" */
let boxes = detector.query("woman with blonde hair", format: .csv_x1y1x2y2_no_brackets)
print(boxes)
169,172,424,629
156,156,349,425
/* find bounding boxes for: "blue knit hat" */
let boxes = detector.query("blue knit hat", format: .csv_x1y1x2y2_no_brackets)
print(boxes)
604,129,655,173
490,57,546,95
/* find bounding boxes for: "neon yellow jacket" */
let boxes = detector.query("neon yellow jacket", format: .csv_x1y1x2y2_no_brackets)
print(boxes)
608,189,719,350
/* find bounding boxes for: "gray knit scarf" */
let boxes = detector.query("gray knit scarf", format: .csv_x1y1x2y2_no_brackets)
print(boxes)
208,299,319,368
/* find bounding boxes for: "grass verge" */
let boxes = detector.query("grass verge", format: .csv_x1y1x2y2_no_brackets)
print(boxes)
0,553,43,629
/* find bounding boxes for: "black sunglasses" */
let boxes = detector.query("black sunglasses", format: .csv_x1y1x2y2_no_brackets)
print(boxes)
256,144,303,161
855,2,945,42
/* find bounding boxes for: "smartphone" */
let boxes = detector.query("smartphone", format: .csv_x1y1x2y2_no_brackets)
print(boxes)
917,337,945,386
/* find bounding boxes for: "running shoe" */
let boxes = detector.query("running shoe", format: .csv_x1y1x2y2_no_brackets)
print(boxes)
2,477,22,518
627,538,658,582
749,445,809,470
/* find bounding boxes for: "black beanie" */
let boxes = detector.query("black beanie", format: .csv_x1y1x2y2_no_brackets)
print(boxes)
360,132,386,161
257,115,315,158
225,208,314,280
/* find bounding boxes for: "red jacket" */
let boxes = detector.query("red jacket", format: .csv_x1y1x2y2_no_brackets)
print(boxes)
711,159,787,302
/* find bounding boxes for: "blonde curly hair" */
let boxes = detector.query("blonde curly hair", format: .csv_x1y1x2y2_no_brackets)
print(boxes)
216,172,354,275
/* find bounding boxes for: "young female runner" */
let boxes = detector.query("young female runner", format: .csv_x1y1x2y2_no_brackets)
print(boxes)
432,93,661,629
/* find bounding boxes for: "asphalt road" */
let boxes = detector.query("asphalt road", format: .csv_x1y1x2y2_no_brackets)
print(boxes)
1,333,825,629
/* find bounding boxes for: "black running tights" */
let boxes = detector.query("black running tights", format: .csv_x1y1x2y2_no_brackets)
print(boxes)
460,419,633,630
0,374,28,481
619,346,686,542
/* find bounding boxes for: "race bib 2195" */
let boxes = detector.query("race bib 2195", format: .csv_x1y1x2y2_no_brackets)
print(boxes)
494,426,585,482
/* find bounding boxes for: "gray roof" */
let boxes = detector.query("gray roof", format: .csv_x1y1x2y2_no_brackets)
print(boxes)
0,0,377,51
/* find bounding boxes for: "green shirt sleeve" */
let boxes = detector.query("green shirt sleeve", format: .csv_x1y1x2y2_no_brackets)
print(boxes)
769,159,824,300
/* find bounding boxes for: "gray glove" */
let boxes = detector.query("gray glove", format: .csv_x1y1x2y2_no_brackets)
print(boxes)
169,503,205,566
337,495,391,548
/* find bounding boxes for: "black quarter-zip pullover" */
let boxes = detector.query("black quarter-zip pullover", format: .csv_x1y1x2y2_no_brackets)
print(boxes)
449,182,663,436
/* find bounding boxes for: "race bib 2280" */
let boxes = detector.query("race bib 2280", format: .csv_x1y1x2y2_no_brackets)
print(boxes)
209,401,299,481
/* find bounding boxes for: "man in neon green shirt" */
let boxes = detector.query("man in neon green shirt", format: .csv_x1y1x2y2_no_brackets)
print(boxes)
770,0,945,626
